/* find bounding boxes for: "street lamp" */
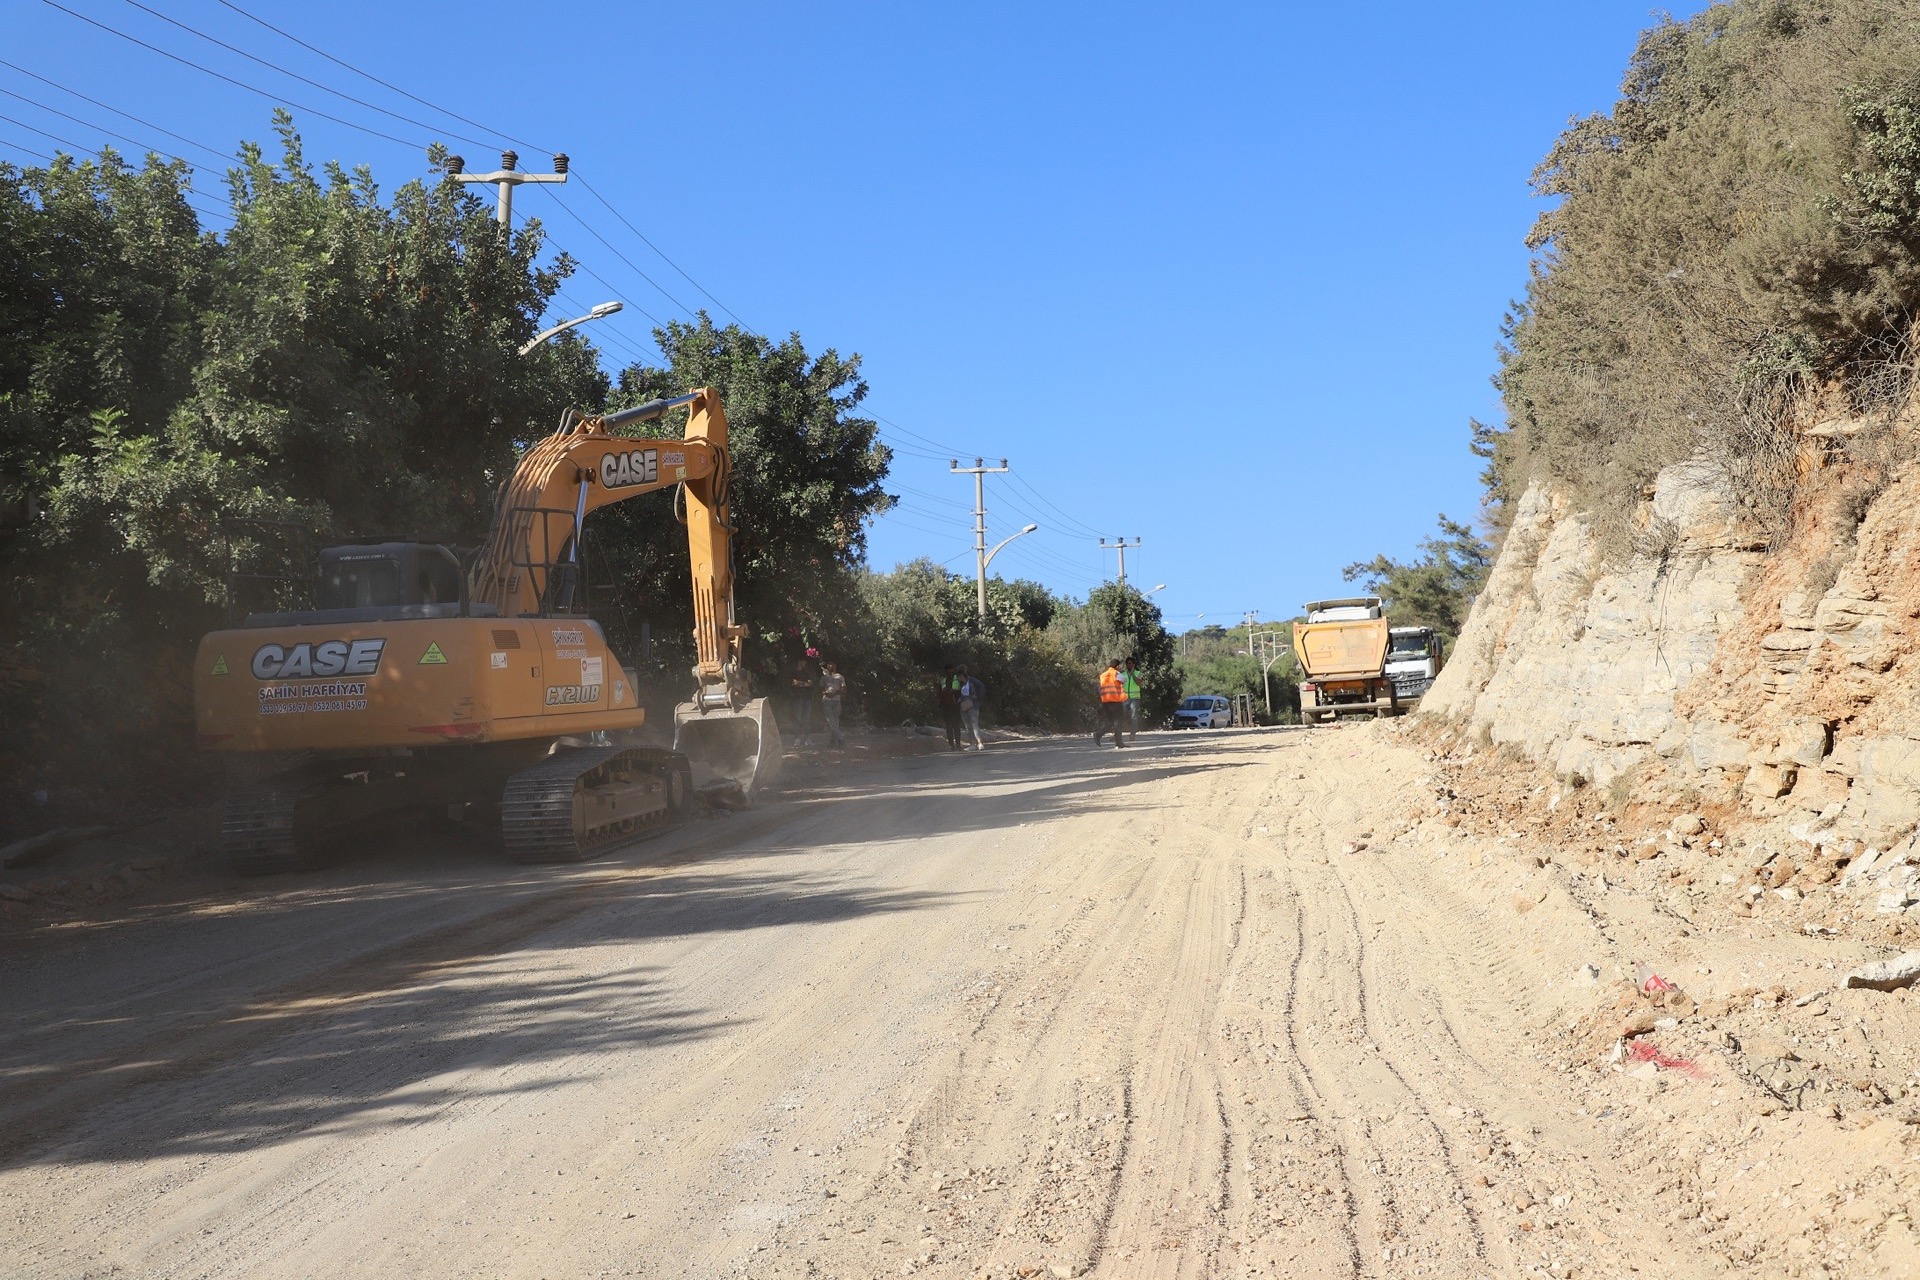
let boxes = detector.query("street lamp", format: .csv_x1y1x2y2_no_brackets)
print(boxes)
977,523,1039,622
1144,583,1167,595
519,301,623,356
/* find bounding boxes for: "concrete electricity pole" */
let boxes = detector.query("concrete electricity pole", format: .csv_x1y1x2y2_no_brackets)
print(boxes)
951,457,1010,622
447,149,568,228
1100,537,1141,584
1250,628,1290,717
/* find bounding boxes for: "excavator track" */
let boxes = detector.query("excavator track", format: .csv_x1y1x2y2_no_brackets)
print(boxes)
221,772,326,875
500,745,691,864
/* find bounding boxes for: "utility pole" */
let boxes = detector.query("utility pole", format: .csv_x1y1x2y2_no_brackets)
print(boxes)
952,456,1009,623
447,149,568,228
1100,537,1141,584
1250,628,1290,717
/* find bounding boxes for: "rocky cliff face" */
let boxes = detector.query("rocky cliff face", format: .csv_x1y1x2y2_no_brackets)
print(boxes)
1425,441,1920,854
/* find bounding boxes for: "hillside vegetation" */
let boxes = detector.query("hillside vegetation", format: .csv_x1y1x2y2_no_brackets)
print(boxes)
1492,0,1920,547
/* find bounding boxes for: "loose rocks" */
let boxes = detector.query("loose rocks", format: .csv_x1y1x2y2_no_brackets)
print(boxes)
1844,951,1920,991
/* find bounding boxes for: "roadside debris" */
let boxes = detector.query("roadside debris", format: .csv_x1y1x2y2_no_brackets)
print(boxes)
1624,1039,1704,1078
1843,952,1920,992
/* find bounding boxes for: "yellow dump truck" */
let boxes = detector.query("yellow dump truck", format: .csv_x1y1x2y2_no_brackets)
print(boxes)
1293,596,1405,725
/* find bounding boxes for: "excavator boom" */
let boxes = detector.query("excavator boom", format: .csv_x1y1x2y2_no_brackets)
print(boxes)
466,388,779,790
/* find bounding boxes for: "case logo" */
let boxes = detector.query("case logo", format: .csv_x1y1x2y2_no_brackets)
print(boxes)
600,448,658,488
252,639,386,680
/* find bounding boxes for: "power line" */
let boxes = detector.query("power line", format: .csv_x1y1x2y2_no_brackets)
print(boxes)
40,0,425,149
0,86,200,166
874,433,952,463
0,137,54,162
539,235,668,329
211,0,545,153
1006,468,1106,539
0,59,230,164
549,290,656,365
120,0,497,149
888,480,971,510
0,116,234,224
870,411,971,458
573,171,750,331
543,188,697,317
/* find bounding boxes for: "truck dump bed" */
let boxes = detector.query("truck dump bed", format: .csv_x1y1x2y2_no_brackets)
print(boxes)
1292,598,1389,681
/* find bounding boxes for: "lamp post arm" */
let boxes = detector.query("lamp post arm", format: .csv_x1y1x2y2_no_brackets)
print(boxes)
519,314,593,356
982,524,1039,572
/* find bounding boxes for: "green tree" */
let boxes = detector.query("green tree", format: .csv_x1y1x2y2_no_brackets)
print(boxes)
1050,582,1178,723
1342,514,1492,645
848,559,1086,728
1173,622,1298,722
1,120,609,819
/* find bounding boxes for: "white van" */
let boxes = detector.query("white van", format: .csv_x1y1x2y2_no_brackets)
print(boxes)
1173,695,1231,729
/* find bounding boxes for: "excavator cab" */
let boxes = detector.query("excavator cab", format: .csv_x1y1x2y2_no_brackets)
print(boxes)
316,541,464,611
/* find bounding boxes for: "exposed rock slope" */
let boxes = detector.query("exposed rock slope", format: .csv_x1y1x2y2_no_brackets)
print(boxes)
1427,441,1920,853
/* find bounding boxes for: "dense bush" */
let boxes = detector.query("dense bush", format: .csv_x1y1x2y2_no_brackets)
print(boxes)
1491,0,1920,546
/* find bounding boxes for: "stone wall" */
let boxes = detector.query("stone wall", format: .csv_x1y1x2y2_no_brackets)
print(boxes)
1424,446,1920,851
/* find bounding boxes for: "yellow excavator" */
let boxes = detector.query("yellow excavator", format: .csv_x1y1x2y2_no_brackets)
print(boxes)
192,387,780,872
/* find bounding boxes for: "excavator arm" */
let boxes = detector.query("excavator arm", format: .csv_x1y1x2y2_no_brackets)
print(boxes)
472,387,779,789
473,389,740,691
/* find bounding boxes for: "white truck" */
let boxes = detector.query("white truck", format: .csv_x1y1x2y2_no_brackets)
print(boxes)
1385,626,1444,704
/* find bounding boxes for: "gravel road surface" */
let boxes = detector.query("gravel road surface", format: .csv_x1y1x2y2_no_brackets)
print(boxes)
3,727,1715,1278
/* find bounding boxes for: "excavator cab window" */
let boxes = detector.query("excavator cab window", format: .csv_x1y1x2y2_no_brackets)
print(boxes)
417,550,462,605
319,555,403,609
316,543,463,611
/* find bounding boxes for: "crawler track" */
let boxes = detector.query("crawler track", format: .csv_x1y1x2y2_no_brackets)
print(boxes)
500,745,691,863
220,773,326,875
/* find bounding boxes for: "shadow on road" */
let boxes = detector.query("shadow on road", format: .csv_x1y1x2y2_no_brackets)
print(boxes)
0,864,948,1169
0,728,1289,1169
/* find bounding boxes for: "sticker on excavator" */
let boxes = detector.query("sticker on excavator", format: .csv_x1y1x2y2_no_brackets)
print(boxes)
210,654,229,676
419,642,449,665
545,685,602,706
491,652,509,669
257,681,368,715
581,656,604,686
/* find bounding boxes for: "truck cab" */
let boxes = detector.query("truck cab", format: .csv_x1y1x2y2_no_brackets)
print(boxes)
1385,626,1444,703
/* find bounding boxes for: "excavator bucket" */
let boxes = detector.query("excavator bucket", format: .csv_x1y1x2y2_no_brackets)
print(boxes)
672,697,783,798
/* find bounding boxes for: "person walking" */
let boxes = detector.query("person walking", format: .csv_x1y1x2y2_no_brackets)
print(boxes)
957,665,986,750
1122,656,1142,740
789,653,817,748
1094,658,1128,748
936,664,963,751
819,660,847,749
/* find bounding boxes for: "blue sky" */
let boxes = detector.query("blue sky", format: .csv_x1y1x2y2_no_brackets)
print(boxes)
4,1,1705,627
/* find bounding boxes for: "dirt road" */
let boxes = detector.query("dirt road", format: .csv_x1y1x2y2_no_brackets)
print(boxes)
1,725,1887,1279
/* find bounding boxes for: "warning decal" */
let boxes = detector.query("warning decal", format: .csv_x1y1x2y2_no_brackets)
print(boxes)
210,654,229,676
419,642,449,665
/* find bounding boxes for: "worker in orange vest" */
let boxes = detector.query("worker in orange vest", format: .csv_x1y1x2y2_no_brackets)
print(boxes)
1094,658,1128,749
